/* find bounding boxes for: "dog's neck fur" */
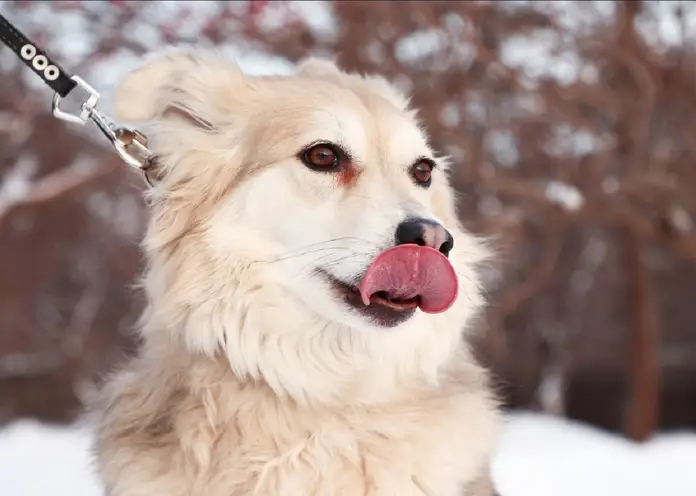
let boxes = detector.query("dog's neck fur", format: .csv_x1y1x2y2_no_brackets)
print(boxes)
96,329,500,495
136,329,491,414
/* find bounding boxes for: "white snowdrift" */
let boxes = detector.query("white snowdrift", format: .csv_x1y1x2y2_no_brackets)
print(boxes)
492,413,696,496
1,412,695,496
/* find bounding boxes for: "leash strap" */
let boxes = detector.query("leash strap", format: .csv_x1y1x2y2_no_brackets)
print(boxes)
0,12,76,98
0,10,156,186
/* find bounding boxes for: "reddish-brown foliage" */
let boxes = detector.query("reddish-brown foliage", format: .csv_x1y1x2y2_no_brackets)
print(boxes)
1,1,695,441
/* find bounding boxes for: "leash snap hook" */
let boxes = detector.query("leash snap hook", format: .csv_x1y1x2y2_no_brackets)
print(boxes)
51,75,99,125
52,75,156,186
111,127,158,188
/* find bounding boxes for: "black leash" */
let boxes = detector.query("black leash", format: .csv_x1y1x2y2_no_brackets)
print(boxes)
0,11,76,98
0,11,156,186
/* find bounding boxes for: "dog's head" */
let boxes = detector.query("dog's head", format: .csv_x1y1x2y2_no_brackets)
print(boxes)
116,50,491,405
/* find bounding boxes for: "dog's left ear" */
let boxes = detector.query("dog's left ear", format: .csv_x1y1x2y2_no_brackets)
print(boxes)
113,49,246,129
296,57,344,83
297,57,411,111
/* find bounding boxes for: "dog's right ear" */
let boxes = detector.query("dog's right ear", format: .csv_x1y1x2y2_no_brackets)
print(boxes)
113,49,245,129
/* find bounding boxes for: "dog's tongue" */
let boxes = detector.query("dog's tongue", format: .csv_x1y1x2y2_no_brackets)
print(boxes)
359,245,458,314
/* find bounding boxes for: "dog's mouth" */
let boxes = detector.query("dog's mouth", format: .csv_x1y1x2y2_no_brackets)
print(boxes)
365,291,421,310
319,244,459,328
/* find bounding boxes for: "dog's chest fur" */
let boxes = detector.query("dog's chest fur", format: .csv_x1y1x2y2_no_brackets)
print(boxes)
94,349,499,496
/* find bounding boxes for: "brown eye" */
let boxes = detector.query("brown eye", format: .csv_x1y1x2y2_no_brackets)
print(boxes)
410,159,434,187
301,143,340,170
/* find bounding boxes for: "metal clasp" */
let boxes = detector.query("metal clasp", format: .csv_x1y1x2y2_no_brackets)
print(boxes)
51,75,99,125
52,75,156,186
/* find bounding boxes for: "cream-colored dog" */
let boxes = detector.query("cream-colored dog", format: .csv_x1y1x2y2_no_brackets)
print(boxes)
93,49,501,496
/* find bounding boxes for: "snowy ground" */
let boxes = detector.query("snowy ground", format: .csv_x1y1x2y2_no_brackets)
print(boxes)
1,412,695,496
493,413,696,496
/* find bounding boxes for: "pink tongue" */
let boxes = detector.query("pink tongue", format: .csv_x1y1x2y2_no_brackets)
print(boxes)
359,245,459,314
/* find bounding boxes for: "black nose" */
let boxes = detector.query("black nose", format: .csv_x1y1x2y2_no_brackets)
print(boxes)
395,218,454,257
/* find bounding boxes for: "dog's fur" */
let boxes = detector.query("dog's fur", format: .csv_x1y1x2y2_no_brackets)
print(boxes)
92,50,502,496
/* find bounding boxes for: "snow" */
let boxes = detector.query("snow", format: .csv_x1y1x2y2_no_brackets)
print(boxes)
500,29,585,87
485,130,519,169
493,413,696,496
0,156,38,211
0,419,102,496
544,180,585,212
1,412,695,496
395,29,446,65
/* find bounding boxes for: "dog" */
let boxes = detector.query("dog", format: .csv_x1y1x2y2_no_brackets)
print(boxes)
92,49,502,496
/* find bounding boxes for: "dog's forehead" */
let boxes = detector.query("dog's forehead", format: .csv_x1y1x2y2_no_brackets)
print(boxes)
373,109,433,168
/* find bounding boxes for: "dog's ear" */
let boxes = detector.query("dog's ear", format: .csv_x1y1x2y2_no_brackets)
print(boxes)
359,74,411,111
113,49,245,128
296,57,345,83
297,57,410,111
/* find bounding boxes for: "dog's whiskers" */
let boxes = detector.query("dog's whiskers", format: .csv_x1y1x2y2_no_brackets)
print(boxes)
251,237,378,267
295,253,374,279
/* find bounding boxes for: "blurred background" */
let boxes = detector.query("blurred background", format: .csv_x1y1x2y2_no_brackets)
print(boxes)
1,0,696,472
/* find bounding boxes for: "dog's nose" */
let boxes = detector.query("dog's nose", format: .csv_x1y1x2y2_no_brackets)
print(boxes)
395,218,454,257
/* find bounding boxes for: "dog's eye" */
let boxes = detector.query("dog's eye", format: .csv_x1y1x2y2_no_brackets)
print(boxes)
410,159,434,187
301,143,341,170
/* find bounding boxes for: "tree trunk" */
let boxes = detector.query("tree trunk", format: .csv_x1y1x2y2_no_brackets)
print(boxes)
622,231,661,442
